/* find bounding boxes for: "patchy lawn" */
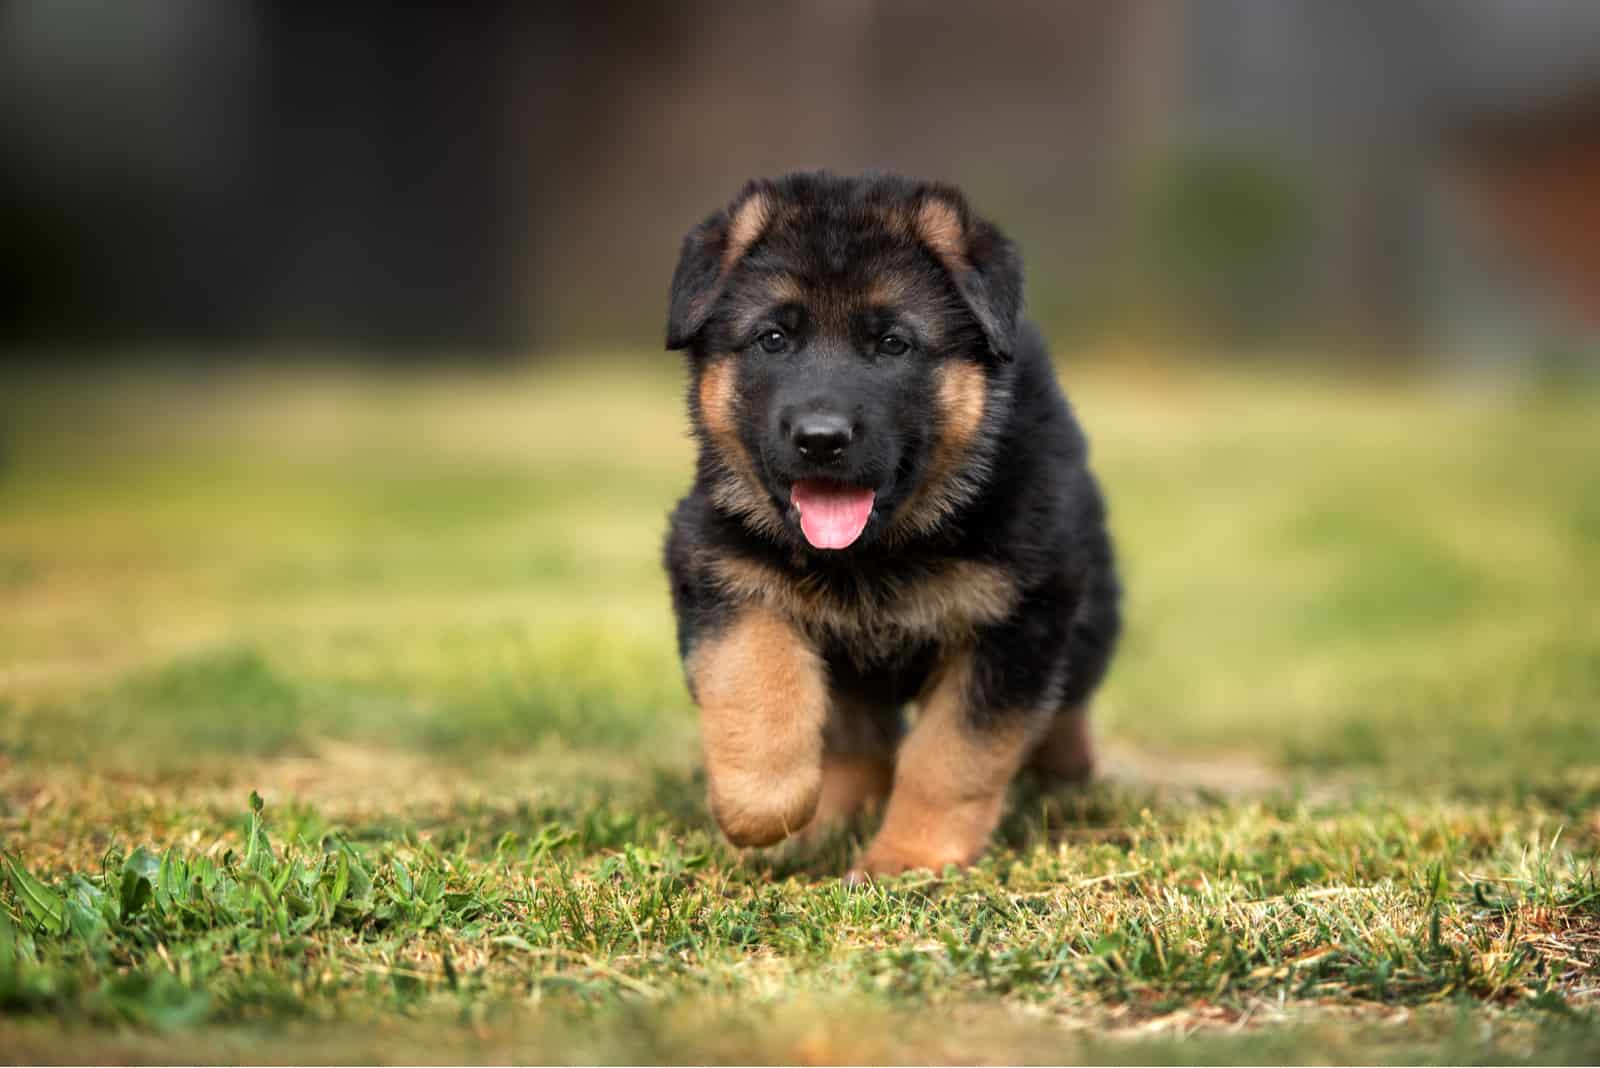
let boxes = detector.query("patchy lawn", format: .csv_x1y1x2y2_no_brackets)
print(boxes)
2,357,1598,1063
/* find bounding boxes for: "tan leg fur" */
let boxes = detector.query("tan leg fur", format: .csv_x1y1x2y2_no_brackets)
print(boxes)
688,606,827,847
850,655,1037,878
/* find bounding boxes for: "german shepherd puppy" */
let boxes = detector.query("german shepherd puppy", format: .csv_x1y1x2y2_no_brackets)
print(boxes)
663,172,1120,878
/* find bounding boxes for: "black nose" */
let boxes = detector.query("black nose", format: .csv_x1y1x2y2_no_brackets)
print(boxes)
791,412,853,461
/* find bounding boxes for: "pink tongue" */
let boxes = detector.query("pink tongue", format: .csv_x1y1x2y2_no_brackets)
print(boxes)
791,480,876,550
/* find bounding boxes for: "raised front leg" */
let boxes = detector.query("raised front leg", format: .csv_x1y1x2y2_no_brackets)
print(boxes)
850,652,1041,878
688,605,827,847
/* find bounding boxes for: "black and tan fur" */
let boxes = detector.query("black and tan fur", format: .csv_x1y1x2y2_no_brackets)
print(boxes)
663,172,1121,878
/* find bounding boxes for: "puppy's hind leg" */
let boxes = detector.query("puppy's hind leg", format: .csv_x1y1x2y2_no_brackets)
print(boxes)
799,697,900,840
1027,704,1095,783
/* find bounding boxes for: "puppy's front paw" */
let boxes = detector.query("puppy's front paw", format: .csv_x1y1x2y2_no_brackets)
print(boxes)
708,764,821,848
847,839,973,882
848,783,1008,881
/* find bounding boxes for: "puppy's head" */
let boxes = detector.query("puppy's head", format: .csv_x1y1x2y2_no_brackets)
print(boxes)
667,172,1023,552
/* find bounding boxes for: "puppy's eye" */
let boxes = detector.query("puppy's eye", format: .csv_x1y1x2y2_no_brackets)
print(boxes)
876,333,911,357
756,329,788,354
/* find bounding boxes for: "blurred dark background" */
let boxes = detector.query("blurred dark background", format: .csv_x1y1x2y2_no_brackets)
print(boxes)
3,0,1599,364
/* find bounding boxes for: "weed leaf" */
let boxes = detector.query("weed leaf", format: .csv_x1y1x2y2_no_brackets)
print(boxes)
3,853,66,935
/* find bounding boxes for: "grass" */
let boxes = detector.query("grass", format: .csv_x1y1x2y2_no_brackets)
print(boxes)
1,354,1598,1063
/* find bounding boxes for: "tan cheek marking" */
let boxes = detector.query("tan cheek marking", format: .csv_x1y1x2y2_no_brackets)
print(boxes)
937,360,987,454
688,606,826,848
698,357,737,438
699,358,781,536
852,655,1036,877
722,191,772,270
890,360,988,536
916,197,970,272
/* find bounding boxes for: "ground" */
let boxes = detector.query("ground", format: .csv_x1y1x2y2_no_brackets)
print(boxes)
1,355,1598,1064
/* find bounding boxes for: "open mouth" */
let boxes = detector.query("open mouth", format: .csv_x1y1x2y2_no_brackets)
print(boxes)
789,479,876,550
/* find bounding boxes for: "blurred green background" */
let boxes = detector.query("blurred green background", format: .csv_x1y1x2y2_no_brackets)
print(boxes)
3,357,1598,785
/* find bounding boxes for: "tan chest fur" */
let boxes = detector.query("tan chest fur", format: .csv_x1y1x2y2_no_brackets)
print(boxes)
704,553,1017,662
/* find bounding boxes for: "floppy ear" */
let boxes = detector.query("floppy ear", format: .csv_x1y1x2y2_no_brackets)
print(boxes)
914,192,1024,360
665,185,774,350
